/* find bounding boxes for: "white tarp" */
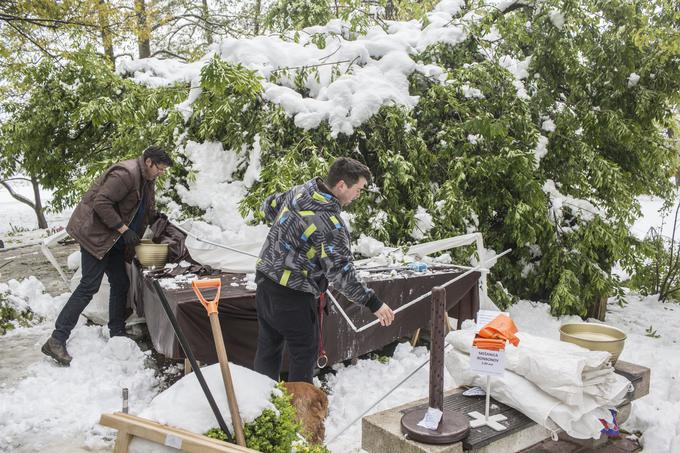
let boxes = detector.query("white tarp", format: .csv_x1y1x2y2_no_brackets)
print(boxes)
444,329,632,439
180,220,264,273
181,225,498,309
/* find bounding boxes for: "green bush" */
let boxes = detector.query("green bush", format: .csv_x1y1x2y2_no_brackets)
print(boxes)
0,291,36,335
205,382,330,453
626,225,680,303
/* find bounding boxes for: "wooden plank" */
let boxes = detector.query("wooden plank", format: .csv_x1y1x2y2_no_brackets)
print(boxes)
99,413,259,453
112,430,132,453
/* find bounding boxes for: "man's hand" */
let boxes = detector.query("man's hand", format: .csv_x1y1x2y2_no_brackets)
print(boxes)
122,229,141,247
373,303,395,327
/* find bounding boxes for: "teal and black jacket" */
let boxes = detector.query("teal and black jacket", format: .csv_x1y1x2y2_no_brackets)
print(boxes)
256,177,382,312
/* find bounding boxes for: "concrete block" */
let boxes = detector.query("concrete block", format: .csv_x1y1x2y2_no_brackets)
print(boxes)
362,388,552,453
362,390,465,453
469,423,552,453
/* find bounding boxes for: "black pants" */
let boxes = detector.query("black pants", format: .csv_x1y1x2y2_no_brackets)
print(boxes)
254,272,319,383
52,246,129,343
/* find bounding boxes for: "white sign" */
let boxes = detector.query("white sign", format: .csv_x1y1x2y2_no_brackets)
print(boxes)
469,347,506,376
417,407,443,430
476,309,509,332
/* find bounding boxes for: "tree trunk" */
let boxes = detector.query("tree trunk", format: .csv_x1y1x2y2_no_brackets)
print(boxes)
202,0,214,44
0,178,48,229
587,293,608,321
385,0,395,20
98,0,115,64
135,0,151,59
252,0,261,35
31,177,48,229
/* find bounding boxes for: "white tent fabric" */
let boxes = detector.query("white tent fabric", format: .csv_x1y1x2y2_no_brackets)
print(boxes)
180,220,264,273
444,329,632,439
182,224,500,309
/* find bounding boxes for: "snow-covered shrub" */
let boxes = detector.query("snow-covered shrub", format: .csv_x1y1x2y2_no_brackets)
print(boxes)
0,288,36,335
205,382,330,453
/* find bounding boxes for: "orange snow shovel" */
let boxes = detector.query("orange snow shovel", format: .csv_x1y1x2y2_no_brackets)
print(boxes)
192,278,246,447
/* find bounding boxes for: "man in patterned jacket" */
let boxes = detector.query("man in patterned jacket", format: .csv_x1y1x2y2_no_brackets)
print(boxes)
255,157,395,383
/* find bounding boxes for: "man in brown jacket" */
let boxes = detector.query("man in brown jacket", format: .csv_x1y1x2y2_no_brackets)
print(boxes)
42,146,173,365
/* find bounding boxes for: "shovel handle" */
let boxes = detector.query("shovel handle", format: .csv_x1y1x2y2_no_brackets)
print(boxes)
192,278,222,315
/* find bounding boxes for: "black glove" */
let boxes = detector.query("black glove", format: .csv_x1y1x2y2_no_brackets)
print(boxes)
122,229,141,247
155,212,168,223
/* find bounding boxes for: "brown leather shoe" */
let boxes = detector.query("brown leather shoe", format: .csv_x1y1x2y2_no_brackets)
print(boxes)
41,337,72,366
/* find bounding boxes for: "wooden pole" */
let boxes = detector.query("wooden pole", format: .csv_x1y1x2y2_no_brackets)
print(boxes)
209,313,246,447
429,286,446,411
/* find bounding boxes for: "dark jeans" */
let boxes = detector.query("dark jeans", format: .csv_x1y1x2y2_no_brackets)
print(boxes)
52,246,129,343
254,272,319,383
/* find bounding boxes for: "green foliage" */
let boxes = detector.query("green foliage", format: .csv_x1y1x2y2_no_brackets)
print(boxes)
0,291,37,336
205,382,330,452
239,0,679,317
191,56,263,145
0,47,187,211
264,0,376,34
3,0,680,319
626,217,680,303
645,325,661,338
265,0,334,32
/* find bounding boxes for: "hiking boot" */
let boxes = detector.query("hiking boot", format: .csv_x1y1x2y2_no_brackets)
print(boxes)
41,337,72,366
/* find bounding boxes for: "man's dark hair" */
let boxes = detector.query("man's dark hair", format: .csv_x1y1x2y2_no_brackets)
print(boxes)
326,157,372,188
143,145,174,167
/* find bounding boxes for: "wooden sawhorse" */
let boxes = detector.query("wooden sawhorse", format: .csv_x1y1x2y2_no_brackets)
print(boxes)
99,412,258,453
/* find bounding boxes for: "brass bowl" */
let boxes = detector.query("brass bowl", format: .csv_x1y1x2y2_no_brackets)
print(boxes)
559,323,626,364
134,241,169,267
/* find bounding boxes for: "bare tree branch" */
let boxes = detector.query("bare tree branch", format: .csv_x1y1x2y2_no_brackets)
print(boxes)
0,13,98,28
150,48,188,61
0,180,36,209
5,20,58,59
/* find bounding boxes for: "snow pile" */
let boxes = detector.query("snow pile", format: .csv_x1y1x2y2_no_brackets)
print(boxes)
0,277,69,321
324,342,453,452
171,139,270,271
605,295,680,452
411,206,434,240
130,363,276,452
116,1,509,138
534,135,549,165
549,11,566,29
497,54,532,100
175,140,267,236
0,326,159,452
354,234,389,257
543,179,603,226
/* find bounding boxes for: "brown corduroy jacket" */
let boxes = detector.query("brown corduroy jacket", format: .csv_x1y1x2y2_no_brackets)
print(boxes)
66,157,157,260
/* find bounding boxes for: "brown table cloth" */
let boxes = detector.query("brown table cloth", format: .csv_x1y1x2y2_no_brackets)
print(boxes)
137,267,480,369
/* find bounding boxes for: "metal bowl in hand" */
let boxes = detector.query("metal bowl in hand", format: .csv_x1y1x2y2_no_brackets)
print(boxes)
134,240,169,268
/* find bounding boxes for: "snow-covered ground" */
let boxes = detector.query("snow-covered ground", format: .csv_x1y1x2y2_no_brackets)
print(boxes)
0,180,72,246
2,187,680,452
1,276,680,452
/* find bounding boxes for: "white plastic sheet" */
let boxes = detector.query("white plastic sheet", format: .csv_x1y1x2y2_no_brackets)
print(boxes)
444,329,632,439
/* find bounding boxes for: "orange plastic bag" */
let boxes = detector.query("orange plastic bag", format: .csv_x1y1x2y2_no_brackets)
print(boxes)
472,336,506,350
478,314,520,347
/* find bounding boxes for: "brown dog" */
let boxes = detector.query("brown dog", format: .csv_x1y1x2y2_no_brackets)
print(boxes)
283,381,329,444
